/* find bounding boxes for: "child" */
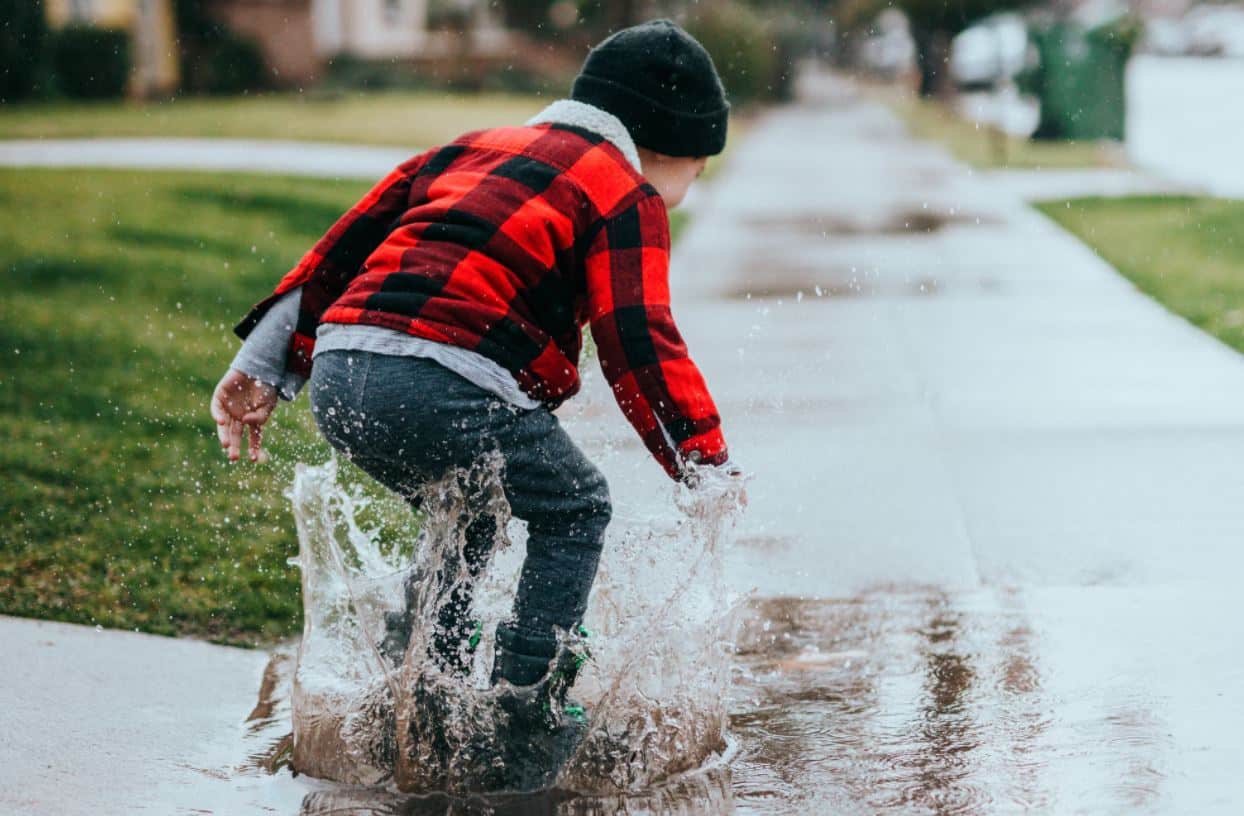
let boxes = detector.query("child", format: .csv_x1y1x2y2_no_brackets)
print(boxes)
211,18,738,777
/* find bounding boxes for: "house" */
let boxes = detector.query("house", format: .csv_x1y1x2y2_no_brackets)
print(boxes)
42,0,540,94
43,0,180,96
210,0,514,86
205,0,323,84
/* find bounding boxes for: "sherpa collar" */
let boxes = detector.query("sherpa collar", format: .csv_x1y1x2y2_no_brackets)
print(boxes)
526,99,643,174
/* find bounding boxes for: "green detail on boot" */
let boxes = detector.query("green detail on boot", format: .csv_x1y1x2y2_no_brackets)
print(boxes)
467,620,483,652
568,625,592,671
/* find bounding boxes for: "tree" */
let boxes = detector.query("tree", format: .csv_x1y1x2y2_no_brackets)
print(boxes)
839,0,1035,96
494,0,557,35
0,0,49,102
494,0,642,38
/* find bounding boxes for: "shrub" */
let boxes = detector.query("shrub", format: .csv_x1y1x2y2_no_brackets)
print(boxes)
49,25,131,99
0,0,50,101
199,32,267,95
323,52,572,96
174,0,269,95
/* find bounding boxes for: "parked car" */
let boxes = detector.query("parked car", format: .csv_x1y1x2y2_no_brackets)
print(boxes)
1183,4,1244,57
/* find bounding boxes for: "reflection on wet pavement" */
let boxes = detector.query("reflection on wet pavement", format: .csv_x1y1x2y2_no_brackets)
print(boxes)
239,587,1188,815
242,651,296,775
298,768,733,815
743,209,998,237
726,590,1166,815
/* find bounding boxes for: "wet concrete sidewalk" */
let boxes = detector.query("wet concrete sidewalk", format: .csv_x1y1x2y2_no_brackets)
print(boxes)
0,616,303,815
564,73,1244,812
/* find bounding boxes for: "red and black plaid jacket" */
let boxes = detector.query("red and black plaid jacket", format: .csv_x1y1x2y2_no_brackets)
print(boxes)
236,122,727,478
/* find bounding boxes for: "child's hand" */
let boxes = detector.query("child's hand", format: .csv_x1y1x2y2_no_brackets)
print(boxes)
681,456,749,506
210,369,278,463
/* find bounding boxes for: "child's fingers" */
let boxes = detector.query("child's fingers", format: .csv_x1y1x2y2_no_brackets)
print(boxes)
241,408,271,426
210,394,232,449
247,423,266,463
209,392,227,425
228,419,243,462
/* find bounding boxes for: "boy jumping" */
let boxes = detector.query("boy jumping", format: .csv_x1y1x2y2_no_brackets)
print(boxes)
211,18,737,778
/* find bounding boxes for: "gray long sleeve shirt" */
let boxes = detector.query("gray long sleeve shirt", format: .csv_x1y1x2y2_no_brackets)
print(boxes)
229,288,540,409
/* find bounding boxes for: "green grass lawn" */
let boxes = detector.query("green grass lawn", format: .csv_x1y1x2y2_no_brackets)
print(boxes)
874,86,1124,171
0,87,748,185
0,168,697,646
1039,196,1244,352
0,90,546,147
0,168,423,645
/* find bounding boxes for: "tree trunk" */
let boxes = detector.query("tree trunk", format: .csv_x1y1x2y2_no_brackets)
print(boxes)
499,0,551,34
910,25,953,98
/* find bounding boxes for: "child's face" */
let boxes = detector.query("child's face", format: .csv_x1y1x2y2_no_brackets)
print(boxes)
638,150,709,209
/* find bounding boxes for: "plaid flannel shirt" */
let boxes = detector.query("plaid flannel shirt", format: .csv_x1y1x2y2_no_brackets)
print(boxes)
235,122,727,478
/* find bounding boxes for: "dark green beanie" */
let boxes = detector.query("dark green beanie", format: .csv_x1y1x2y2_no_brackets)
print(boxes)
571,19,729,157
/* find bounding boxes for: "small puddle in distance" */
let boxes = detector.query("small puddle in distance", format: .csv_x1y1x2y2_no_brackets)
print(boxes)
744,209,999,237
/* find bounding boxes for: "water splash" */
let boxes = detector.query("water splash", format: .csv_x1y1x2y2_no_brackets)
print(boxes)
284,457,407,786
284,455,746,795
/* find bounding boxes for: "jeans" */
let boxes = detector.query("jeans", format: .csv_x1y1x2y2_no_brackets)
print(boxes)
308,350,611,682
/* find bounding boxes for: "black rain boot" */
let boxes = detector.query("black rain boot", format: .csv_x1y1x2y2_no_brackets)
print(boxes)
487,621,591,791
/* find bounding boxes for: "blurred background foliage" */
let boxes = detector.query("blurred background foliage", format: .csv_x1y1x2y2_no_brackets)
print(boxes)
838,0,1036,96
1,0,839,103
0,0,50,100
0,0,1230,110
48,25,131,98
173,0,267,95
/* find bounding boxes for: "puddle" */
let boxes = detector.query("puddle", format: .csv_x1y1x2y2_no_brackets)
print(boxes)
723,266,938,301
242,650,296,775
726,591,1171,815
744,209,998,237
229,585,1186,814
296,764,735,814
206,446,1196,812
726,266,878,300
724,265,1004,301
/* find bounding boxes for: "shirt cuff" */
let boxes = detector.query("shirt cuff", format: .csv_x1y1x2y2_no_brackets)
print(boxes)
229,288,304,400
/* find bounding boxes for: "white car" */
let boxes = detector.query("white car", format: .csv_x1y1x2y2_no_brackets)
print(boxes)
1184,5,1244,57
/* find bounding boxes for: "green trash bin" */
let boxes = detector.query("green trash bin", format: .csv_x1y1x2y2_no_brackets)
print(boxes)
1025,17,1140,141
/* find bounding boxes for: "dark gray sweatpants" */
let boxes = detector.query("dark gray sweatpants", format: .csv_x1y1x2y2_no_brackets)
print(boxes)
308,350,611,674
